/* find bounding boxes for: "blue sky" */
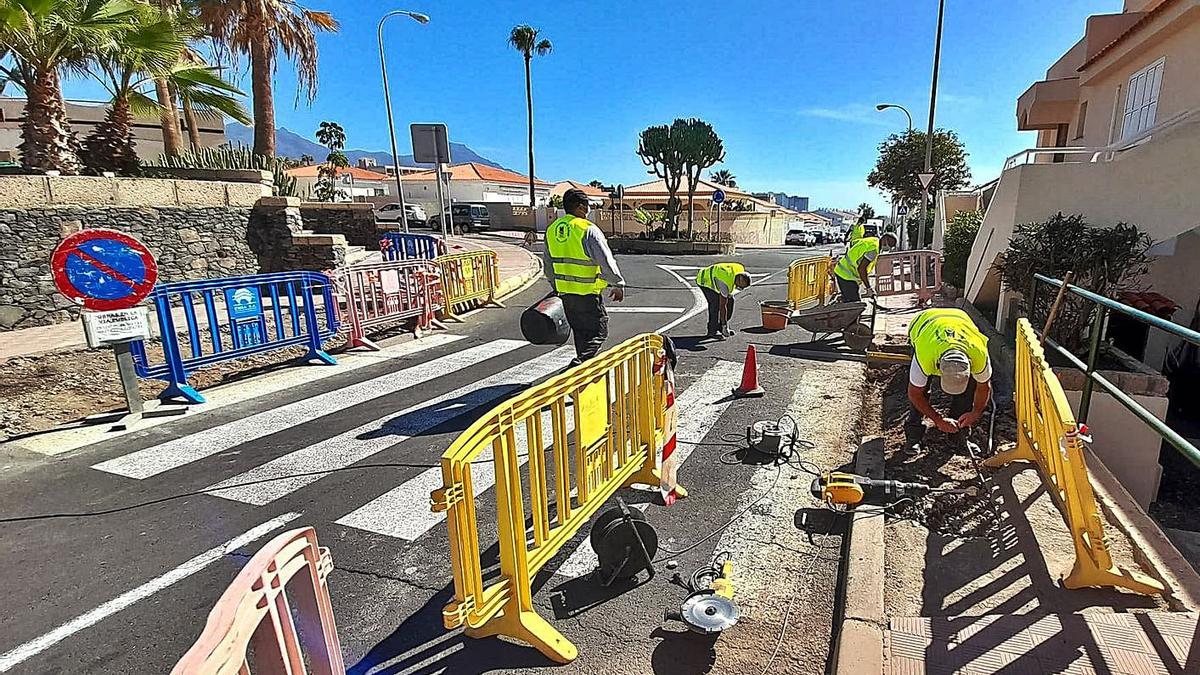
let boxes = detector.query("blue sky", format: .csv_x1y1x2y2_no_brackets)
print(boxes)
65,0,1119,210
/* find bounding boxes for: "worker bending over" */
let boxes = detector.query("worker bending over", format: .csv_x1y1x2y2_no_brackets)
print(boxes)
833,233,896,302
544,188,626,366
906,308,992,448
696,262,752,340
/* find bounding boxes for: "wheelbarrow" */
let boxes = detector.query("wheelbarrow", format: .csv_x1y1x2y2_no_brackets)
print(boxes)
789,300,876,351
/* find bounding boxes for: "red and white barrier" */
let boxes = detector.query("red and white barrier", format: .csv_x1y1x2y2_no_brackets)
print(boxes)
339,259,443,350
874,250,943,303
171,528,344,675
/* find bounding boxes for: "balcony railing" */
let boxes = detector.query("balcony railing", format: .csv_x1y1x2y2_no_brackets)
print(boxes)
1003,108,1200,171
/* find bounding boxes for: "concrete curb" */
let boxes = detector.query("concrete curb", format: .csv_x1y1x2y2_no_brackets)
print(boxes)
1088,455,1200,611
832,436,887,675
493,246,543,301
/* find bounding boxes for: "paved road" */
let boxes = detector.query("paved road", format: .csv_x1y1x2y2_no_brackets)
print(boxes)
0,245,846,674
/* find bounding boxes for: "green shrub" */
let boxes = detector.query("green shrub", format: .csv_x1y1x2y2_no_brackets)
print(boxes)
943,209,982,288
149,145,298,197
995,212,1151,351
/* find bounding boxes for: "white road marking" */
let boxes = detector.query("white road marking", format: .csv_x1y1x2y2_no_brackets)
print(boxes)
204,347,574,505
607,307,686,314
93,339,524,479
0,513,300,673
18,334,468,458
337,411,573,540
553,360,741,578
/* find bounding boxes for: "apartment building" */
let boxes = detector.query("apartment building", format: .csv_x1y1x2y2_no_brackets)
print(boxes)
967,0,1200,357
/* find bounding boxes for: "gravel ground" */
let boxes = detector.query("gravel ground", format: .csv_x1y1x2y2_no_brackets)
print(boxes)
0,326,366,441
858,364,1170,619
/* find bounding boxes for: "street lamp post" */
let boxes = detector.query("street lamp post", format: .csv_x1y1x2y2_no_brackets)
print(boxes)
378,9,430,234
875,103,913,134
920,0,947,250
876,103,914,249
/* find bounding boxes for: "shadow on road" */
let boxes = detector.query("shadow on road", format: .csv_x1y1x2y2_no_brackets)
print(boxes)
649,627,718,674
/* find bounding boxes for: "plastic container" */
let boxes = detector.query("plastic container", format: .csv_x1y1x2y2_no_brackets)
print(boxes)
760,301,791,331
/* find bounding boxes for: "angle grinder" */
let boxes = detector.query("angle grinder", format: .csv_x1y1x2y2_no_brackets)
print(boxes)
665,558,740,634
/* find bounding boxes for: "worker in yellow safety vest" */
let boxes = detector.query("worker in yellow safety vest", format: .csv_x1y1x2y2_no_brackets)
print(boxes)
696,262,752,340
833,233,896,302
544,188,626,365
905,308,993,449
848,216,866,244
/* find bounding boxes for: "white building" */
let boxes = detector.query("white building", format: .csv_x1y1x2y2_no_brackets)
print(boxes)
400,163,552,214
284,165,392,202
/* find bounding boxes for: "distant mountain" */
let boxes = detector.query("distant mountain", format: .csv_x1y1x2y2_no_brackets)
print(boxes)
223,124,507,170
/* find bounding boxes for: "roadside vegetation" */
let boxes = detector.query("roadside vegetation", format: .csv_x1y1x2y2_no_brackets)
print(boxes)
0,0,336,178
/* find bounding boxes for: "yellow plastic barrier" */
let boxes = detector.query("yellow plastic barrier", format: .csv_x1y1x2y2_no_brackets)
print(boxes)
787,255,832,310
172,528,345,674
437,250,501,318
431,333,667,663
985,319,1164,595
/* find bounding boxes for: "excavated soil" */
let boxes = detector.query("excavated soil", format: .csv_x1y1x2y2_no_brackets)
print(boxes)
861,364,1168,619
865,364,1015,539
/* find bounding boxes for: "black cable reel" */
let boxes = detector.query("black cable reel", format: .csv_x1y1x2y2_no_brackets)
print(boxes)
590,499,657,586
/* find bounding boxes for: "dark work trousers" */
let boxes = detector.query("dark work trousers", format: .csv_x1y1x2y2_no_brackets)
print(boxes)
836,276,861,302
905,377,977,445
561,293,609,363
701,286,733,335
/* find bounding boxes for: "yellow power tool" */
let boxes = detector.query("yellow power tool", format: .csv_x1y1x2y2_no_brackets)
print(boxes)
811,472,972,506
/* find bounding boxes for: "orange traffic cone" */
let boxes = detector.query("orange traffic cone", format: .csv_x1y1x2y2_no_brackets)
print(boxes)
733,345,765,398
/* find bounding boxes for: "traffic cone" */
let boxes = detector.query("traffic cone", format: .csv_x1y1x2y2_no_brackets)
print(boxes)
732,345,765,398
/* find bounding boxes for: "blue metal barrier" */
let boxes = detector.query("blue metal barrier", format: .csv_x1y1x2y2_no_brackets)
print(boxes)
379,232,443,261
131,271,340,403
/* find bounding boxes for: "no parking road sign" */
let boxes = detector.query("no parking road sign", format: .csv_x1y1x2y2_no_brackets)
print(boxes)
51,228,158,310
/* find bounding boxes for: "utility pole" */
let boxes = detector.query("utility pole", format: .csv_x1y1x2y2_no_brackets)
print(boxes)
920,0,946,250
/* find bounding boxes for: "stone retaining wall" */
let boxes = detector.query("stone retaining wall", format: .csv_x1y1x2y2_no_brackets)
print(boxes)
0,191,347,331
299,202,377,248
0,206,259,329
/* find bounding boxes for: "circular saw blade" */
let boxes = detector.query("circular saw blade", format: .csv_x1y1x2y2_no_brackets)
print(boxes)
680,591,740,634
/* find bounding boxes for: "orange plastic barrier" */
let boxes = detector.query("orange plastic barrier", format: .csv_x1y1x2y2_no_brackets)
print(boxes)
171,528,344,674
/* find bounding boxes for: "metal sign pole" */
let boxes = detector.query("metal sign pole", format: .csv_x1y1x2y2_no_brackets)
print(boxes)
113,340,143,419
435,162,449,241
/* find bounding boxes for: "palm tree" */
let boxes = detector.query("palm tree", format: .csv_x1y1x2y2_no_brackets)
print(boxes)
710,169,737,188
0,0,142,173
858,203,876,220
298,153,313,165
314,120,346,201
82,5,185,174
198,0,338,157
149,0,185,156
174,64,251,150
508,24,551,207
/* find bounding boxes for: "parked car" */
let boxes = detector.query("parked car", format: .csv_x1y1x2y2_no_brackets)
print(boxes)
786,229,816,246
430,203,492,233
375,203,427,227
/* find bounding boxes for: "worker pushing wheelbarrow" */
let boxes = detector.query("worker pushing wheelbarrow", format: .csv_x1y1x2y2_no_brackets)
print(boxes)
785,233,898,351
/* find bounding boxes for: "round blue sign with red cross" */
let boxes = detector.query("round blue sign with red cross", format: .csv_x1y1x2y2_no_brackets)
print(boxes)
50,229,158,311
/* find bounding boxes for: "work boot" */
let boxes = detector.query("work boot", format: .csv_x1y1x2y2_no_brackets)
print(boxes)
903,422,925,455
706,333,727,342
722,327,735,338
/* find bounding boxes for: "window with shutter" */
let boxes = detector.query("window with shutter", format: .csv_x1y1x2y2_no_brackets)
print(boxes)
1121,57,1165,141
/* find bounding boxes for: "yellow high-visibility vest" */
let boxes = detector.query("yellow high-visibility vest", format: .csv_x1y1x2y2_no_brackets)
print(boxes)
909,308,989,376
834,237,880,281
696,262,746,295
546,216,606,296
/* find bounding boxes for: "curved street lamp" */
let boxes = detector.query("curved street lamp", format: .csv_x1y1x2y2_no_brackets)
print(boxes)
378,9,430,233
876,103,914,134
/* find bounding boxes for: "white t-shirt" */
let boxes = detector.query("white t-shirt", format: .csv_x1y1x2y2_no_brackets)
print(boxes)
909,357,993,388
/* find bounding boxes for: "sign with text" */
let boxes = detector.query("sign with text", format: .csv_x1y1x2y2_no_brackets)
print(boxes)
82,307,152,348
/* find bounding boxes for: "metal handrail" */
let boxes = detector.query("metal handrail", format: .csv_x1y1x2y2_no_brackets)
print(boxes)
1031,273,1200,469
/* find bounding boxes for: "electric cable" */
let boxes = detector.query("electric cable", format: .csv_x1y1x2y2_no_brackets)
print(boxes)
686,550,732,592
